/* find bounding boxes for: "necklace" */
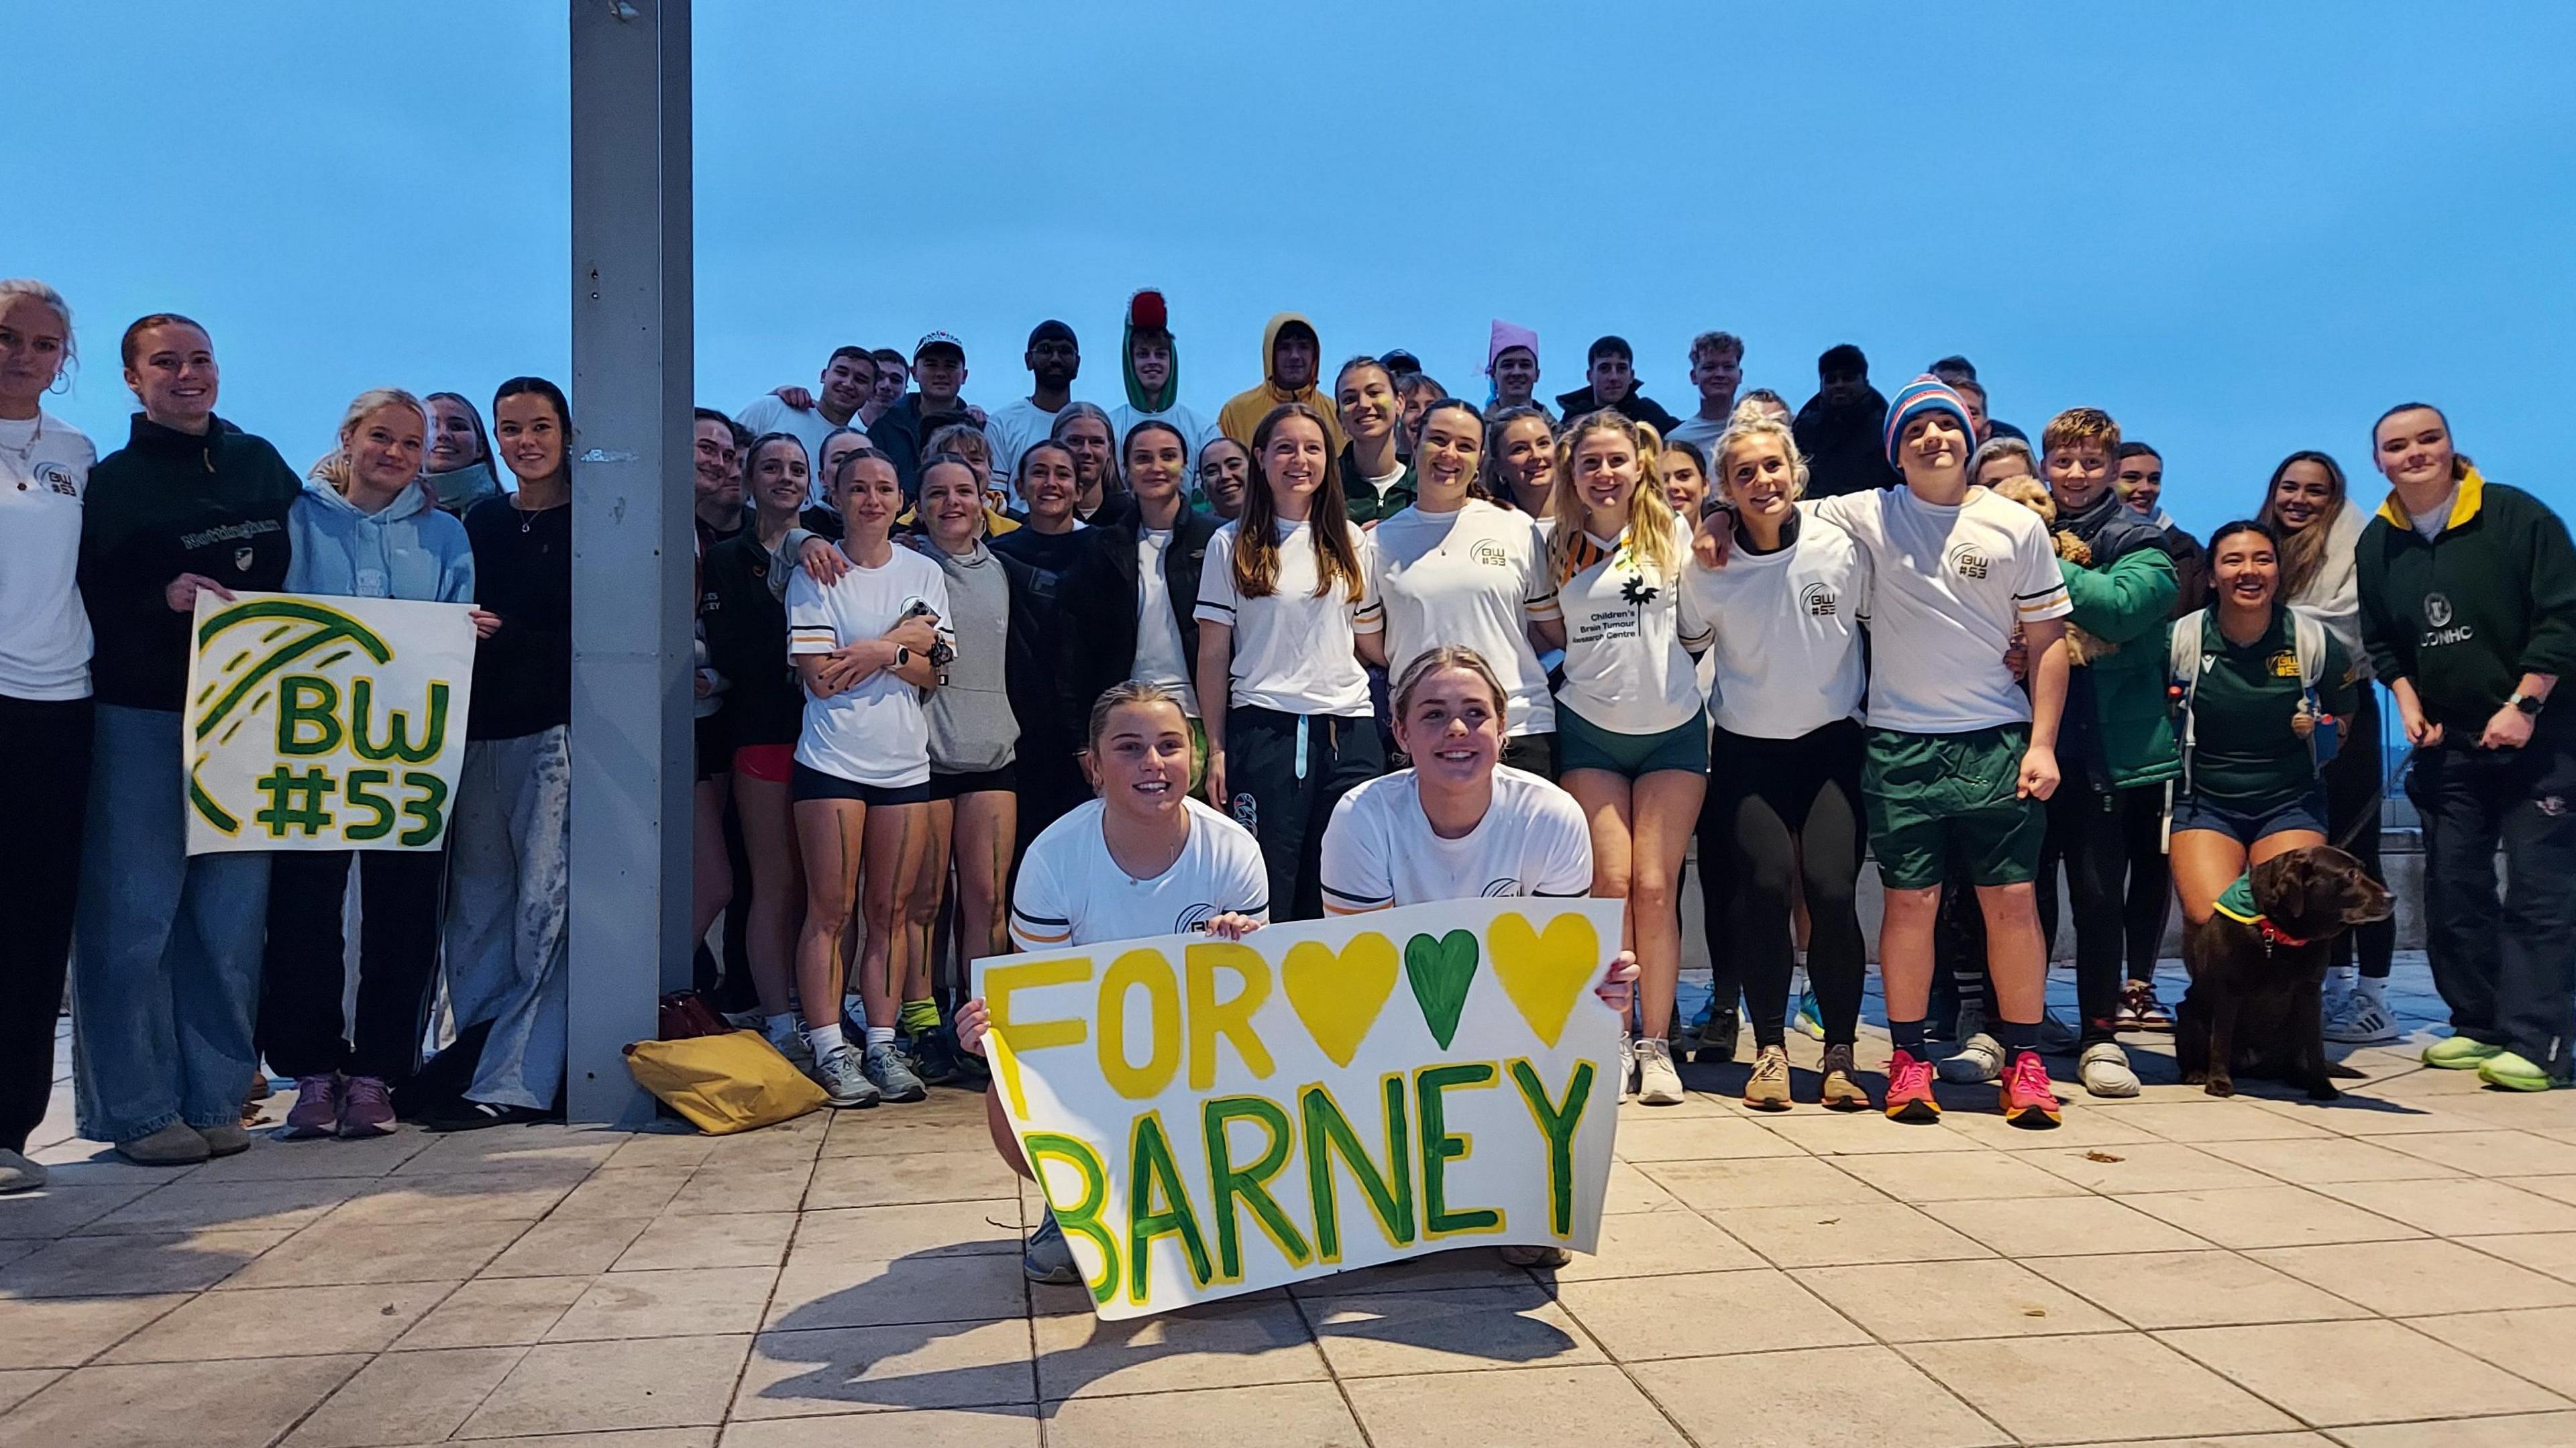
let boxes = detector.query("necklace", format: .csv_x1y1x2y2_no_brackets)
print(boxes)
0,410,40,464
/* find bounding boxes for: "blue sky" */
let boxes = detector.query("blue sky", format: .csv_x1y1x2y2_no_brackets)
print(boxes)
16,3,2572,523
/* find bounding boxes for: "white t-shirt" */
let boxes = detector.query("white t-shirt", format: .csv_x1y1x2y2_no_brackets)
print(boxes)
1132,527,1201,716
786,545,952,787
1010,796,1272,948
1320,766,1593,915
1195,519,1384,717
0,410,97,701
1664,413,1729,461
1373,500,1560,736
1681,504,1871,740
984,396,1075,500
1811,485,2072,734
1554,517,1711,735
735,395,859,507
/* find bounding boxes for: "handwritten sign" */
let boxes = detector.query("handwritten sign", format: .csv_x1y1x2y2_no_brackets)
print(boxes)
184,592,477,855
974,897,1625,1319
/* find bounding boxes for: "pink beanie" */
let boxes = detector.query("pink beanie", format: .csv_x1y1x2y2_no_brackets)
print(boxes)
1487,320,1539,376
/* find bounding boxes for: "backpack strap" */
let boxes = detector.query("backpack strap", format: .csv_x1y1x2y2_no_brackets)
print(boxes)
2168,608,2214,795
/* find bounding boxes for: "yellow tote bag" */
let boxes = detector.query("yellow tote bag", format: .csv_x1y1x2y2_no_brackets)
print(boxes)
623,1029,828,1135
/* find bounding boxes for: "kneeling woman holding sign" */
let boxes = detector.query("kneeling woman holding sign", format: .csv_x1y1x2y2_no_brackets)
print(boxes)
1316,645,1617,1268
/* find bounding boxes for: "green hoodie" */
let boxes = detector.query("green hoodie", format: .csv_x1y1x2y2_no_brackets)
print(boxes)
2056,490,2182,789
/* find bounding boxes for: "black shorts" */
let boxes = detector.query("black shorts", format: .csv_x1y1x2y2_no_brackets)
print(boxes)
693,712,730,783
790,762,932,807
930,761,1020,800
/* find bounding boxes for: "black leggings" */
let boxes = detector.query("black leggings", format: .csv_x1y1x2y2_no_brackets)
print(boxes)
258,847,449,1081
1224,706,1385,921
2324,687,2396,979
2119,783,2172,984
0,694,91,1154
2037,780,2133,1045
1710,720,1866,1048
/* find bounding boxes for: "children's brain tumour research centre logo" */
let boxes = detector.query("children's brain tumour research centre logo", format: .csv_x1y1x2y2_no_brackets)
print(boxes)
183,594,476,854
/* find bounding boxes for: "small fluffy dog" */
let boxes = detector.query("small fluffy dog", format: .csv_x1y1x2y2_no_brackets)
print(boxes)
2176,844,2394,1099
1986,476,2113,664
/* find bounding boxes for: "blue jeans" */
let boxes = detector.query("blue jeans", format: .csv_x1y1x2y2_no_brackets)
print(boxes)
72,705,272,1142
443,729,571,1110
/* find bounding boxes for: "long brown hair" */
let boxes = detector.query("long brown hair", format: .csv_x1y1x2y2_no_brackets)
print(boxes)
2257,449,2347,603
1231,402,1364,601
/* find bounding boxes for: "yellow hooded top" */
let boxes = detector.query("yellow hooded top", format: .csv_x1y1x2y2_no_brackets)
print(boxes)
1217,311,1346,453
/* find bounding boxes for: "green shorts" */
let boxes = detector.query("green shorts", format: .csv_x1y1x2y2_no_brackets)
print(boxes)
1558,704,1709,779
1863,725,2045,891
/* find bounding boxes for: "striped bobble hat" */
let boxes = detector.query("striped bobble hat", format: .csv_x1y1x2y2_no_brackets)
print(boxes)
1884,374,1976,468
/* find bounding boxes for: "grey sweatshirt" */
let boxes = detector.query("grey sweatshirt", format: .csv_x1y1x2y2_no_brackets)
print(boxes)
920,539,1020,773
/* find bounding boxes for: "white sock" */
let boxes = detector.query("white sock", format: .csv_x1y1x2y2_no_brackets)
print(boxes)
765,1013,798,1045
2355,976,2387,1005
804,1023,847,1060
865,1025,896,1048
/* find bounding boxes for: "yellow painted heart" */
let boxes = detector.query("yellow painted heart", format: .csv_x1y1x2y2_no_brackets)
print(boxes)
1489,911,1601,1048
1281,932,1400,1068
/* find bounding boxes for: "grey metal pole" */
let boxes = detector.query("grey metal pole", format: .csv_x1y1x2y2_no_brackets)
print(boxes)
567,0,693,1125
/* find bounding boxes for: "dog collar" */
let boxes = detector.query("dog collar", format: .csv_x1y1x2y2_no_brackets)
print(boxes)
2255,917,2313,949
2214,873,2312,949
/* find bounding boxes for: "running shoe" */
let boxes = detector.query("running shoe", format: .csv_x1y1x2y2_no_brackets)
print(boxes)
282,1074,341,1139
2323,988,2400,1046
862,1040,929,1103
1939,1032,2004,1084
1819,1044,1869,1111
1635,1036,1686,1105
337,1075,398,1137
1884,1048,1940,1123
1024,1211,1081,1285
1616,1035,1638,1099
909,1027,964,1087
1743,1044,1792,1111
1791,988,1825,1042
2077,1041,2140,1098
810,1046,881,1109
2424,1035,2506,1070
2118,980,2176,1033
1696,1007,1741,1064
2000,1050,2063,1128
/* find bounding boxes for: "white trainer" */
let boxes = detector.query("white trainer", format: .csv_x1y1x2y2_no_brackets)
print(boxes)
2078,1040,2141,1097
1939,1032,2004,1084
1635,1036,1686,1105
2324,987,2400,1046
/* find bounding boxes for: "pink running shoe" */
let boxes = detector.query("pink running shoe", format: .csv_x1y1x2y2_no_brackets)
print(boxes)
338,1076,398,1138
2000,1050,2063,1129
1884,1049,1940,1123
283,1074,341,1139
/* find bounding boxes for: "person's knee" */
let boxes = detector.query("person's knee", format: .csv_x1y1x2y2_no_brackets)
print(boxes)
1882,884,1941,922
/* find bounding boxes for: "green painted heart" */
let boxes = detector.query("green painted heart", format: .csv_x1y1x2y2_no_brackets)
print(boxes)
1404,930,1480,1050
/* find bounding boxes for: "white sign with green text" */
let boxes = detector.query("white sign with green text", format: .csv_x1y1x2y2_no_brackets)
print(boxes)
184,592,477,855
976,897,1625,1319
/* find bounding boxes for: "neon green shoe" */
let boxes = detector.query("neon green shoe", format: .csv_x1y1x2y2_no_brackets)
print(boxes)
2478,1051,2559,1092
2424,1035,2506,1070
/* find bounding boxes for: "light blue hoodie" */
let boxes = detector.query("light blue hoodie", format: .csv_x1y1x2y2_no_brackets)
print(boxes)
284,478,477,603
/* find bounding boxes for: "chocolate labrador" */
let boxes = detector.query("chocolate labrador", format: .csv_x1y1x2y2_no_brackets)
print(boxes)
2176,844,2394,1100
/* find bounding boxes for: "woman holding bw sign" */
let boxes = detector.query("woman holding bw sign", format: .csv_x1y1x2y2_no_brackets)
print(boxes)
262,388,494,1140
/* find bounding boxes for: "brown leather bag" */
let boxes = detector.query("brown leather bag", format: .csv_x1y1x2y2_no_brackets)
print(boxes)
657,990,731,1041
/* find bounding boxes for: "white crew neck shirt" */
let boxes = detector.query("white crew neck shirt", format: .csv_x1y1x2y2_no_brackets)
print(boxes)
1132,526,1201,716
735,395,860,508
1373,500,1560,736
1553,516,1711,734
1680,504,1871,740
1811,485,2071,734
0,410,97,700
1010,796,1271,948
786,545,952,787
1195,518,1384,717
1320,765,1594,915
985,396,1075,500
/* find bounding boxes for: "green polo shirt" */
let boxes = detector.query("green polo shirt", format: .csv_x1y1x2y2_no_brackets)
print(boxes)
2185,610,2356,808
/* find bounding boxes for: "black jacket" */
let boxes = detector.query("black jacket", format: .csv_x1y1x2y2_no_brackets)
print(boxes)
78,414,301,712
701,531,801,750
1792,388,1901,498
1059,498,1220,724
1553,384,1682,437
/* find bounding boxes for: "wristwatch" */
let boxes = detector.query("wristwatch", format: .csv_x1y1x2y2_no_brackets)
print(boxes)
895,645,914,669
2510,691,2544,716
